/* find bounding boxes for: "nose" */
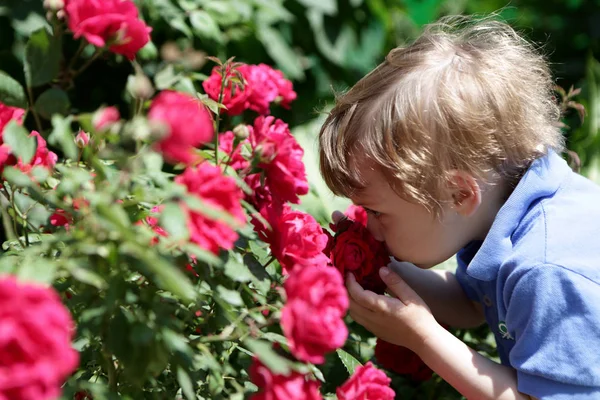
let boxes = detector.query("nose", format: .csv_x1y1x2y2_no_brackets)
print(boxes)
366,215,385,242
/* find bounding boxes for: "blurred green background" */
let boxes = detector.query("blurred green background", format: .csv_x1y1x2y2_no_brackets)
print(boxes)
0,1,598,398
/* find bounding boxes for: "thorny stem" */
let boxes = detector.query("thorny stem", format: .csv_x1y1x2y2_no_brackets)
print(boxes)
72,49,104,79
67,40,87,72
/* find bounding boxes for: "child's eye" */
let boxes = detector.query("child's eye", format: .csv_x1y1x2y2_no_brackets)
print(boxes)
364,208,382,217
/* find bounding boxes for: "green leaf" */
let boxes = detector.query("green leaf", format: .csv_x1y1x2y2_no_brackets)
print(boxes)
24,28,61,87
295,0,337,15
155,64,180,90
336,349,362,376
34,88,70,119
244,338,290,375
180,243,222,266
2,167,32,187
190,10,223,42
121,243,196,302
224,253,253,282
48,115,78,160
2,121,36,164
216,285,243,306
257,26,304,80
159,202,189,240
0,71,27,108
177,367,195,400
16,258,57,284
66,264,108,289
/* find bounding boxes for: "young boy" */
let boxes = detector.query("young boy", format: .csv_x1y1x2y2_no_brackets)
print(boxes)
319,16,600,400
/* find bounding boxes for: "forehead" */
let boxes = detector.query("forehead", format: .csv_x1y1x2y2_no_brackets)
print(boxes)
350,164,395,205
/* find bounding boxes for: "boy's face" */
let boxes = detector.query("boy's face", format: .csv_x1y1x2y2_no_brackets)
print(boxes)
351,166,473,268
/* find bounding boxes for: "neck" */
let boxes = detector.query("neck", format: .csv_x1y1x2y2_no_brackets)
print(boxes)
472,179,511,240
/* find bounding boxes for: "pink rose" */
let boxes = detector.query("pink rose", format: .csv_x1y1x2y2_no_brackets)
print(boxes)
336,362,395,400
0,103,25,140
143,206,168,245
202,64,296,116
92,106,120,131
241,64,279,115
49,209,72,229
281,265,348,364
254,204,329,273
344,205,367,227
149,91,214,165
264,66,297,108
75,130,90,147
175,164,246,254
0,276,79,400
0,145,10,174
250,116,308,204
15,131,58,174
202,66,252,116
64,0,151,60
249,358,322,400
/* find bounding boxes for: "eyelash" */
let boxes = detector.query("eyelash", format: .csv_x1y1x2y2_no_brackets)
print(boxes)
364,208,381,217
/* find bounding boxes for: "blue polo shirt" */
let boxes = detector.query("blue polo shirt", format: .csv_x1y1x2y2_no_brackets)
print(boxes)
455,150,600,399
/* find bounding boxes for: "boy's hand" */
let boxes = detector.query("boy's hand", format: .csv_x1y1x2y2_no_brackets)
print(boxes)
346,267,439,352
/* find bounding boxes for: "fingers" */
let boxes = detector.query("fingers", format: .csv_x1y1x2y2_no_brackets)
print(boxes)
346,273,398,314
332,210,346,224
379,267,423,306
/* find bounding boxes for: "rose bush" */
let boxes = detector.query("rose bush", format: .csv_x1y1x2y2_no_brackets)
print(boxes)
0,1,509,399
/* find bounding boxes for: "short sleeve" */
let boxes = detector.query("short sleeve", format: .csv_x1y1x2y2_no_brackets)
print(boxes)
505,265,600,399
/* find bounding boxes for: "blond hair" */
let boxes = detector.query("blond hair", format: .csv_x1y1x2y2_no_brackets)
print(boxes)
319,15,564,214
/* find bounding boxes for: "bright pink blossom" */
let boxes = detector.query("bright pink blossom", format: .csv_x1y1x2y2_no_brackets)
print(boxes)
336,362,395,400
0,276,79,400
250,116,308,205
219,130,250,171
175,164,246,254
202,66,251,116
93,106,120,131
14,131,58,174
64,0,151,60
249,358,322,400
75,130,90,147
0,103,25,141
281,265,348,364
149,91,214,165
254,204,329,274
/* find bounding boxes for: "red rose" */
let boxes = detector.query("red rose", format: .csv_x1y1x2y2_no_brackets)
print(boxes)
49,209,72,229
64,0,151,60
149,91,214,165
0,102,25,140
254,204,329,274
328,220,389,294
144,206,168,245
175,164,245,254
0,276,79,400
93,106,120,131
202,65,251,116
336,362,395,400
249,358,322,400
374,339,433,381
281,265,348,364
0,144,11,174
251,116,308,204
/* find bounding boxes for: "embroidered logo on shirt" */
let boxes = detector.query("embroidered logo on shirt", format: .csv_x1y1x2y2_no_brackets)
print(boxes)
498,321,514,340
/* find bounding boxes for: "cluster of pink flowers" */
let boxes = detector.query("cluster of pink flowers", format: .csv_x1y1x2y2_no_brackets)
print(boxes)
0,103,58,177
203,63,296,116
64,0,151,60
0,276,79,400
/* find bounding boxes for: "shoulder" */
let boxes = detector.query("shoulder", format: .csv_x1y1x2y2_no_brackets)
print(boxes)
508,172,600,280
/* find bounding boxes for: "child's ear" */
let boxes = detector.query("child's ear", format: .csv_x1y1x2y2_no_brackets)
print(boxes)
446,170,482,217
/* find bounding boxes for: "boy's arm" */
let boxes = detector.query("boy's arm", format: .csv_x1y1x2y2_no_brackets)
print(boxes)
347,268,535,400
388,259,484,328
420,324,536,400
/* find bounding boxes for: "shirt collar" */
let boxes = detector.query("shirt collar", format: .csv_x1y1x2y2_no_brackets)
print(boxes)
465,150,571,281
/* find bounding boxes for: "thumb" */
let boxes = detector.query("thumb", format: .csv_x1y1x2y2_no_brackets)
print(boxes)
332,210,346,224
379,267,424,306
